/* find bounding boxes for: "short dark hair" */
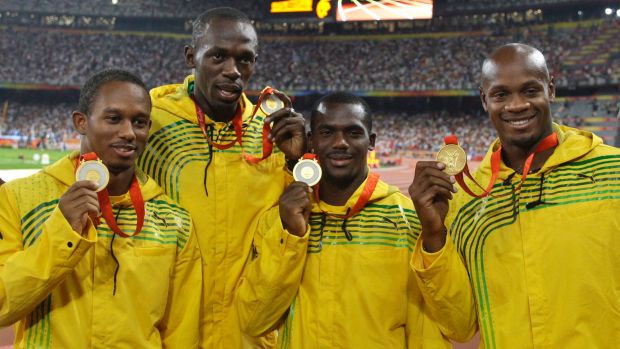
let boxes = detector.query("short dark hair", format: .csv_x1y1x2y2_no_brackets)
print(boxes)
310,92,372,132
77,69,147,114
192,7,253,46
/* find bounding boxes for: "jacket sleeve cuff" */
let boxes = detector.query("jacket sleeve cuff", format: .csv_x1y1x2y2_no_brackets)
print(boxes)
273,219,309,256
411,236,455,289
43,206,96,267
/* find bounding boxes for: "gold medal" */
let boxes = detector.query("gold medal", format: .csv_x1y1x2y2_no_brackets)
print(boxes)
436,143,467,176
293,158,322,186
260,93,285,115
75,159,109,192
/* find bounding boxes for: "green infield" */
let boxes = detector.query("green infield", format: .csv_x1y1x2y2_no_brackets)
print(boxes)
0,148,72,169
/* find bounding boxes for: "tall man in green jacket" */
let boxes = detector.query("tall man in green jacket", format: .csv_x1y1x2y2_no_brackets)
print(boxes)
137,7,307,348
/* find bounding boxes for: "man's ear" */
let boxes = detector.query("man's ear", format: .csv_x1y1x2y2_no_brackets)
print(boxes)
479,86,488,112
184,45,196,69
72,111,88,135
548,76,556,103
368,133,376,151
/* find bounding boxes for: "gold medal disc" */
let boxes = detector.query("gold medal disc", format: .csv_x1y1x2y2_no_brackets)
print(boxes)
75,160,109,192
293,159,322,186
260,94,285,115
436,144,467,176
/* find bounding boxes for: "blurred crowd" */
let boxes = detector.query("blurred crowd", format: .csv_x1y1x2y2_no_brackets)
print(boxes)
0,0,264,19
2,99,614,155
0,102,78,150
1,19,618,91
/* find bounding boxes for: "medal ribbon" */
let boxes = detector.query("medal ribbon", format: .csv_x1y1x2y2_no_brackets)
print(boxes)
301,153,318,161
191,86,279,164
445,132,558,198
76,152,145,237
314,172,380,220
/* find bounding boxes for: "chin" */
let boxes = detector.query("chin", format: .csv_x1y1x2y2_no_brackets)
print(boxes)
106,162,133,175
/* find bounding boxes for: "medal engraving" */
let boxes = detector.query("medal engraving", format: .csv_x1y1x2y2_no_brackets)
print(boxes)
293,159,322,186
76,160,109,192
260,94,285,115
436,144,467,176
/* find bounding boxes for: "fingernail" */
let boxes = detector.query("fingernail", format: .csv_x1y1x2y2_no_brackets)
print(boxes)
453,185,458,193
449,176,456,183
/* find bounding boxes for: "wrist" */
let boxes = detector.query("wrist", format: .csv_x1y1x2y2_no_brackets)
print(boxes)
421,228,447,253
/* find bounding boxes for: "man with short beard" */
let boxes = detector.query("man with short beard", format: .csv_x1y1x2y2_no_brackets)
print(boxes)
237,92,477,348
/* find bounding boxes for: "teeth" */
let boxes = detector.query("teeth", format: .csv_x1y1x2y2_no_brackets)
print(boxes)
508,119,530,126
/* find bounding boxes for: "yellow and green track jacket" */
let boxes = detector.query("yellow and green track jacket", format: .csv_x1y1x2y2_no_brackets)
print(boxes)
138,75,289,348
0,152,202,348
447,124,620,348
237,176,477,348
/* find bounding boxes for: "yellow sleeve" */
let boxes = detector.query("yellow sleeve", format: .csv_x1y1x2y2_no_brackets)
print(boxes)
160,219,202,348
411,236,478,342
0,186,95,326
236,206,309,337
406,271,453,348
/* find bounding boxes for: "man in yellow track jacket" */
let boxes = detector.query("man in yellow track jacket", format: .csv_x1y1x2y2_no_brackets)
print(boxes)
237,92,477,348
0,70,201,348
410,43,620,348
137,7,306,349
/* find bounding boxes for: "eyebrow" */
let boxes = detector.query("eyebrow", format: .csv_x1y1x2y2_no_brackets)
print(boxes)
102,107,149,118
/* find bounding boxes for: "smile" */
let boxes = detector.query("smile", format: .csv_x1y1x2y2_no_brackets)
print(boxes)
503,115,535,128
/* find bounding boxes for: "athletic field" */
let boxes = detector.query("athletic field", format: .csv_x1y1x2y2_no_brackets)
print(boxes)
0,148,71,170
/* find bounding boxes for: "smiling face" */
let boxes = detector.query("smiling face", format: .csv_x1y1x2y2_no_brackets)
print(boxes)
310,101,376,186
480,47,555,152
73,81,151,174
185,18,257,117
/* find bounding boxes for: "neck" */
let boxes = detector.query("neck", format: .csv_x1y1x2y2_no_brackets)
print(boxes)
193,91,238,123
107,168,135,196
319,171,368,206
501,140,556,174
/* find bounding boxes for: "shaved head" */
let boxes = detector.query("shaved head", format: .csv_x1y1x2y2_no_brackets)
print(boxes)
481,43,550,88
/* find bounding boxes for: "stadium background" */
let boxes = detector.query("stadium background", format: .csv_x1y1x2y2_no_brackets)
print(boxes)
1,0,619,347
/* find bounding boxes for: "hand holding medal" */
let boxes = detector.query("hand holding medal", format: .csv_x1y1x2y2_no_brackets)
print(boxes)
436,134,558,198
293,153,322,187
66,152,145,237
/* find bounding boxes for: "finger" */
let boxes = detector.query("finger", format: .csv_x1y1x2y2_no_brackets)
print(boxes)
271,122,305,143
414,160,447,175
270,89,292,108
413,186,452,207
265,107,295,125
70,180,100,192
419,174,457,193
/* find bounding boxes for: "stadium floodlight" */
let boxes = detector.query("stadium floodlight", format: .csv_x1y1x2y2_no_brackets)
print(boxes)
604,8,612,15
112,0,118,4
616,9,620,17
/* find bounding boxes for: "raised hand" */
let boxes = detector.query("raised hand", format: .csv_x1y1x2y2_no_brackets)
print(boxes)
279,181,312,237
59,181,100,235
264,90,307,160
408,161,457,252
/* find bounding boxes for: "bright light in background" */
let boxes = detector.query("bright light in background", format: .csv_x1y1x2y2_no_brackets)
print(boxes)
616,9,620,17
337,0,433,22
605,7,612,15
111,0,118,5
